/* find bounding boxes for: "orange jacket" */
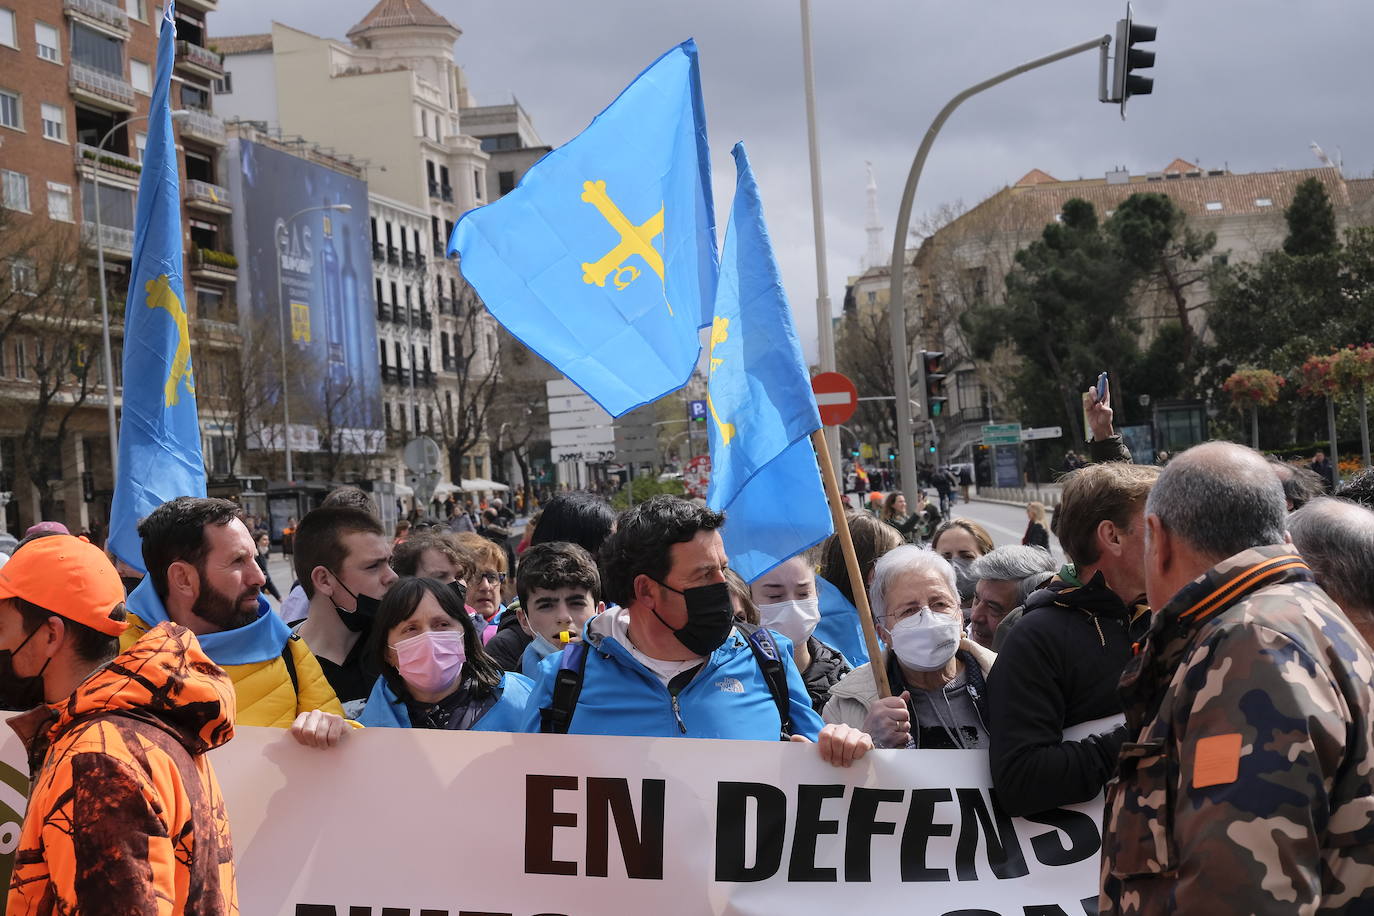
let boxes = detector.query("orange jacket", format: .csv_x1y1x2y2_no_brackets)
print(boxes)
6,623,239,916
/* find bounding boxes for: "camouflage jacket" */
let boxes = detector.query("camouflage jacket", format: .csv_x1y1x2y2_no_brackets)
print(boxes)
1100,545,1374,915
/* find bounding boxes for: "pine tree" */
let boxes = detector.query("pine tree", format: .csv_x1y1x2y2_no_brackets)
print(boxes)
1283,177,1338,256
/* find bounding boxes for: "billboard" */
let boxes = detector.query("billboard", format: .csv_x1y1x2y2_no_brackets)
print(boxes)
228,138,383,454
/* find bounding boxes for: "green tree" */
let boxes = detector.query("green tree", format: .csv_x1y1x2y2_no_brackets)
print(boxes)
1106,193,1217,367
1283,177,1338,256
963,199,1142,442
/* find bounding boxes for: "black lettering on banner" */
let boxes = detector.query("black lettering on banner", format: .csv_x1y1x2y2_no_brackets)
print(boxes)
293,909,488,915
525,774,579,876
1079,893,1100,915
939,911,1000,916
844,787,904,882
1022,907,1072,916
787,784,844,882
585,777,666,880
1022,808,1102,867
953,788,1029,881
714,781,787,882
899,788,954,882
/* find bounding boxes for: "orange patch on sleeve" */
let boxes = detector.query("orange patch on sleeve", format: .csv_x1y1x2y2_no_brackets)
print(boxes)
1193,733,1243,788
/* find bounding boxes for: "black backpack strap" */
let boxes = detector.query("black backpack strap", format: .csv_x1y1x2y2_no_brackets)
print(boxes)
539,642,589,735
281,635,300,696
739,623,793,740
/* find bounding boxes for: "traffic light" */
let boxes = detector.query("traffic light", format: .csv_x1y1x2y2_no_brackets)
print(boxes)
1111,4,1156,117
928,443,937,454
921,350,948,419
887,450,897,462
850,448,860,459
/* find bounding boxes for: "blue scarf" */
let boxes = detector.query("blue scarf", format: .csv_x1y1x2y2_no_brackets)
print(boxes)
126,577,292,666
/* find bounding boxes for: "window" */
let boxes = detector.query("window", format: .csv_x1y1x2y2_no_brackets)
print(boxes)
14,337,26,378
71,23,121,76
10,258,35,292
130,60,150,95
213,72,232,95
384,403,392,430
180,82,210,110
46,182,72,221
1255,197,1273,207
0,9,16,49
134,131,146,163
420,109,428,137
0,88,20,129
40,102,64,141
34,22,58,62
1204,201,1223,212
473,168,482,200
498,171,515,196
195,285,224,321
125,0,146,21
865,290,876,305
1,169,29,211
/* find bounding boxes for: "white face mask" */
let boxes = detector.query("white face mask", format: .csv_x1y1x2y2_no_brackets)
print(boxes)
757,597,822,646
888,607,961,671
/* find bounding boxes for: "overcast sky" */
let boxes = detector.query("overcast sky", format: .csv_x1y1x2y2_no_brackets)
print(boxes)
208,1,1374,363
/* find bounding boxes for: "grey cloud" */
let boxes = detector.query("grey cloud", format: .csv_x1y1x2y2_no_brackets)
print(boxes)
211,1,1374,363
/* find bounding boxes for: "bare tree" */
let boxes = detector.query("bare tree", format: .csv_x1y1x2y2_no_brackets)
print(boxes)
0,219,99,518
434,284,500,481
191,311,282,478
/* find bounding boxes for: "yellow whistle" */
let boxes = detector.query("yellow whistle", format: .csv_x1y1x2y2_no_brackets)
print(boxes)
557,630,573,645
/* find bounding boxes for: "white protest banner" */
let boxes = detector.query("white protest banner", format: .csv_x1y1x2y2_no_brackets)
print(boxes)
0,724,1104,915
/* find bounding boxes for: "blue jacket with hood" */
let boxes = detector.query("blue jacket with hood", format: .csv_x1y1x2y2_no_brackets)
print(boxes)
358,671,534,731
516,609,825,740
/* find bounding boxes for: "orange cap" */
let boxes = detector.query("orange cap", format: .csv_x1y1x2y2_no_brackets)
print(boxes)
0,535,127,636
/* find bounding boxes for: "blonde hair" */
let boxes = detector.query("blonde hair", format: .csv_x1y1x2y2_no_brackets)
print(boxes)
1027,501,1048,525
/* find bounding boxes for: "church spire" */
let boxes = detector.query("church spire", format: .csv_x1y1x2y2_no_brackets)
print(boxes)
863,161,886,270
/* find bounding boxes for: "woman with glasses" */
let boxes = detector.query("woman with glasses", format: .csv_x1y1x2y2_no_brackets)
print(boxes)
452,532,510,635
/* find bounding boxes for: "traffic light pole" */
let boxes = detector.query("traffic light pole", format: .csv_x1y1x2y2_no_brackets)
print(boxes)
888,33,1111,510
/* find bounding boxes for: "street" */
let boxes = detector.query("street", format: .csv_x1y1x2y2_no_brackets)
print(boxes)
941,495,1064,565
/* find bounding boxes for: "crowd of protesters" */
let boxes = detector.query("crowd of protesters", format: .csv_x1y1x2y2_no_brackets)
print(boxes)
2,382,1374,912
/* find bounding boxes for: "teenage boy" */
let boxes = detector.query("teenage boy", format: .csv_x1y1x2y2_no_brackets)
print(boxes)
516,542,604,678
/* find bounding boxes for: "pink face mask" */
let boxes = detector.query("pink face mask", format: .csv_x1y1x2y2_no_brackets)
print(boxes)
390,630,466,694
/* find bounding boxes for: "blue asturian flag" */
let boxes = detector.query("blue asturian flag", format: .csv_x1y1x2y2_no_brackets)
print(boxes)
448,40,717,418
108,0,206,571
705,143,832,582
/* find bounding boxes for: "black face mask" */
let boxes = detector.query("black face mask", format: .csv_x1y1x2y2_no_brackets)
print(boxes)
0,628,51,712
449,580,468,606
649,579,734,657
332,577,382,634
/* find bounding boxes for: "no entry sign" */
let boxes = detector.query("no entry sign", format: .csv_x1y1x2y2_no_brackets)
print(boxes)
811,372,858,426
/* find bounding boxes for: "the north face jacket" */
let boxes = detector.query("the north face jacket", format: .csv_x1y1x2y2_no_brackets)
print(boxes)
516,609,825,740
123,577,344,727
7,622,238,916
1100,546,1374,914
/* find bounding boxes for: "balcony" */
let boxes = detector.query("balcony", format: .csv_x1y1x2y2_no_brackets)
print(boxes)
401,251,416,269
177,108,225,147
427,179,441,200
185,179,232,213
176,0,218,11
435,294,451,315
440,185,453,203
432,238,445,258
75,144,142,185
82,222,135,259
391,307,410,326
420,369,436,388
63,0,129,37
386,246,399,266
175,40,225,80
376,301,390,322
418,311,432,331
442,356,457,373
380,365,396,383
70,63,135,112
415,253,427,271
189,246,238,281
372,241,385,263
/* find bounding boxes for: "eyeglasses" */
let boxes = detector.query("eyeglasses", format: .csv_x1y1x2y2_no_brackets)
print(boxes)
479,571,507,585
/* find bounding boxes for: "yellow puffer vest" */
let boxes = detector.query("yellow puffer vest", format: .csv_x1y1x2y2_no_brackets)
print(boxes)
121,612,345,727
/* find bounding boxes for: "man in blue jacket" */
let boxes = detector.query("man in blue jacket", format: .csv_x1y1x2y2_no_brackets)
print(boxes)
518,496,871,766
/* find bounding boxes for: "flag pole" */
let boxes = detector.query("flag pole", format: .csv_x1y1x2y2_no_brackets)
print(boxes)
810,428,891,699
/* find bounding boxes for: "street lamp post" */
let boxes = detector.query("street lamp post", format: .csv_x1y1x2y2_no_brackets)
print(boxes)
91,110,189,475
887,35,1110,510
274,203,352,483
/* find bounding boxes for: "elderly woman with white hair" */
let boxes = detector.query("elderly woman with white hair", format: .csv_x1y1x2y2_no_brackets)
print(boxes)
822,545,996,749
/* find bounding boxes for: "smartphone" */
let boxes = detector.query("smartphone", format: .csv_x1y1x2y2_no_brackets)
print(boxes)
1096,371,1109,402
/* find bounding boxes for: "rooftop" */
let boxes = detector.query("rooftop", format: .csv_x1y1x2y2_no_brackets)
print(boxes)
216,33,273,55
347,0,457,40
